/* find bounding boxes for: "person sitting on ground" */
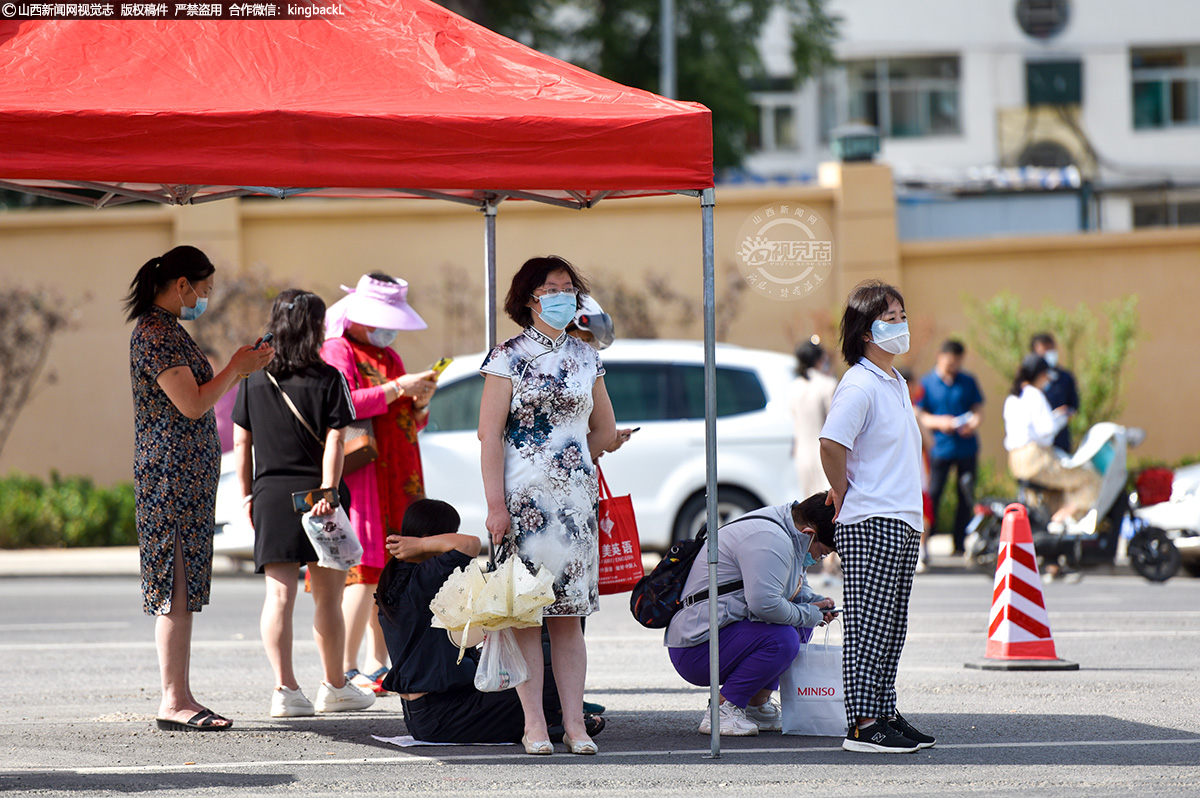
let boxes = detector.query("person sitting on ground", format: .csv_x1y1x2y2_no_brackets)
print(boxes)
376,498,604,744
1003,353,1101,523
664,492,838,737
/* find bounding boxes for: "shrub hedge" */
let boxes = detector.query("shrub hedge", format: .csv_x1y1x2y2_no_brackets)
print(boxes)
0,472,137,548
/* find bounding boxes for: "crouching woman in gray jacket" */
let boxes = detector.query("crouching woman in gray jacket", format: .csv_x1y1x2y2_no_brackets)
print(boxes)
665,493,837,736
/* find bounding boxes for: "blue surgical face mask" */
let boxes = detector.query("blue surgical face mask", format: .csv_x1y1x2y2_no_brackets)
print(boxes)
1044,349,1059,369
179,282,208,321
870,319,910,355
533,292,577,330
803,552,817,569
367,328,398,348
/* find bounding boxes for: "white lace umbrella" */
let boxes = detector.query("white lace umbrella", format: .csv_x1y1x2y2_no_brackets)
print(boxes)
430,555,556,662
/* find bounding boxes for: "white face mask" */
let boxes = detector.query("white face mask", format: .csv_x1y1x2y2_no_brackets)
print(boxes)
367,328,398,348
870,320,910,355
1043,349,1059,369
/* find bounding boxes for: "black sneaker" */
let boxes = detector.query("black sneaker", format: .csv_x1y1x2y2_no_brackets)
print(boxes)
889,711,936,749
842,719,920,753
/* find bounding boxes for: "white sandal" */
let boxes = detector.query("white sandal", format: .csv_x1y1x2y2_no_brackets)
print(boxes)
521,734,553,755
562,731,598,755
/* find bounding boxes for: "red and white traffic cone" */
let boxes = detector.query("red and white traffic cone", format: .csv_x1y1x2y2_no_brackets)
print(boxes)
965,503,1078,671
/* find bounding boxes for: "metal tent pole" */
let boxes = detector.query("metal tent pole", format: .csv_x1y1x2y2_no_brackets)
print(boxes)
660,0,676,99
483,199,499,350
700,186,720,758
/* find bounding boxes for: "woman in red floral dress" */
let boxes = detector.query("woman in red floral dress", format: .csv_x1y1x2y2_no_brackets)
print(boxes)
321,273,439,693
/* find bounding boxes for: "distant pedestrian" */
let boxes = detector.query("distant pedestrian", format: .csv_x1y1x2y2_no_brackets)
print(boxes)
788,338,838,497
124,245,273,731
1029,332,1079,452
915,339,984,563
820,280,935,754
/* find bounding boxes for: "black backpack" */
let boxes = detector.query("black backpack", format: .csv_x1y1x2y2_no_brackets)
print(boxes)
629,514,786,629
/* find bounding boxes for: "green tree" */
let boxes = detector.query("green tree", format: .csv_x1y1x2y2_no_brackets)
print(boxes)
435,0,840,170
965,292,1139,442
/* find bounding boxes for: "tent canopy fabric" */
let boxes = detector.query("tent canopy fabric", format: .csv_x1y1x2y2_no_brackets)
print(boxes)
0,0,712,206
0,3,728,755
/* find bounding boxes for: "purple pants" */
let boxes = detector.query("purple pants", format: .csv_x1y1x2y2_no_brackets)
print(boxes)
669,620,809,708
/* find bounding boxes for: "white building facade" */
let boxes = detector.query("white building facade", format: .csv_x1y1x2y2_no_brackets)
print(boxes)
748,0,1200,232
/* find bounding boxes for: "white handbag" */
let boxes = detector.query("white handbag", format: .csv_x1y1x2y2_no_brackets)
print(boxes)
779,620,846,737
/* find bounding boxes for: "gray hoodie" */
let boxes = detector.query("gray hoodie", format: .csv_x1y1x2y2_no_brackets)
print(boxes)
664,502,827,649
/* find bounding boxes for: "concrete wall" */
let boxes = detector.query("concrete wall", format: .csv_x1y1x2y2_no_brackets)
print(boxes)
900,227,1200,465
2,163,1197,484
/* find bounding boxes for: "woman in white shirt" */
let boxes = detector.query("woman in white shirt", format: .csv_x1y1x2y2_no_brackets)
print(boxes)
819,280,934,755
789,339,838,497
1003,354,1100,522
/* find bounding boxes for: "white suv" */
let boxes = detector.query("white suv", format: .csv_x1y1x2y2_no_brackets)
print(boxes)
420,339,798,552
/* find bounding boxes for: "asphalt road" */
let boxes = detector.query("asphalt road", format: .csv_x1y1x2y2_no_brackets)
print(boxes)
2,566,1200,797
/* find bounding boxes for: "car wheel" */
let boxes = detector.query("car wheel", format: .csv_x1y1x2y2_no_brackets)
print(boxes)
1127,526,1182,582
671,487,763,544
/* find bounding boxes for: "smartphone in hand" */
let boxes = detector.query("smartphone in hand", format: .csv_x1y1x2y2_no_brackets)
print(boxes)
429,356,453,376
292,487,339,514
253,332,274,350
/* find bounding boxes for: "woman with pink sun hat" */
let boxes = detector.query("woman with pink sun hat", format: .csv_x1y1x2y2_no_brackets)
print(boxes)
320,273,439,696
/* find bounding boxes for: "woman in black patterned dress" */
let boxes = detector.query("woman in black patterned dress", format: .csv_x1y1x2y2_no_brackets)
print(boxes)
125,245,274,732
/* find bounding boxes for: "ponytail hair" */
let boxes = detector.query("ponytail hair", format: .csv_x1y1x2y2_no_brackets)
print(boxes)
1011,353,1050,397
123,245,215,322
795,340,825,379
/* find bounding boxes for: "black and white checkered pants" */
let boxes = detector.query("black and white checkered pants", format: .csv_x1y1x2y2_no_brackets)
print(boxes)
834,516,920,729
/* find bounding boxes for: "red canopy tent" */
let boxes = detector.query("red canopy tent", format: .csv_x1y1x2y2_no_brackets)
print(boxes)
0,0,710,204
0,0,731,754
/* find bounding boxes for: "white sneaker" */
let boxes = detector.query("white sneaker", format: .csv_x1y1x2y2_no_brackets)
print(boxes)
270,686,315,718
744,699,782,732
697,702,759,736
314,680,376,713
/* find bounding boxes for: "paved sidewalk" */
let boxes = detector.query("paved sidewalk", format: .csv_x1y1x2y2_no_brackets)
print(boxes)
0,546,254,577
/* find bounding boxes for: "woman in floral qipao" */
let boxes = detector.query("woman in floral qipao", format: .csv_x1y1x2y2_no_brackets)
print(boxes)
478,256,616,756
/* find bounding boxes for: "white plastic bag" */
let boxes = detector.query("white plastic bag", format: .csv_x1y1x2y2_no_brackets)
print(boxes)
473,628,529,692
780,620,846,737
300,506,363,570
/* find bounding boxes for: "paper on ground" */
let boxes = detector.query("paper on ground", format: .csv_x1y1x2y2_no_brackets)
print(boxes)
372,734,514,747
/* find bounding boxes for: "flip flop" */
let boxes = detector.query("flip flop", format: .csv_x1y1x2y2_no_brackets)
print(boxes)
155,710,234,732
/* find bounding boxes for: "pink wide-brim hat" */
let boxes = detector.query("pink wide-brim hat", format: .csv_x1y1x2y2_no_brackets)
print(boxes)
325,274,427,339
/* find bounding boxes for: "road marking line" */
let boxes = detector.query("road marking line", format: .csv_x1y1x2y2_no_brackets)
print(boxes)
11,737,1200,775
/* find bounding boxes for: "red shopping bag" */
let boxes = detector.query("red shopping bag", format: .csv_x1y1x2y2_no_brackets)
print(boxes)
597,465,644,595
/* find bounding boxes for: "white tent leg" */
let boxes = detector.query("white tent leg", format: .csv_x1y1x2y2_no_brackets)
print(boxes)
483,199,499,350
700,186,720,759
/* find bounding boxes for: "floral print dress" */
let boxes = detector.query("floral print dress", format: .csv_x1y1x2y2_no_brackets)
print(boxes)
480,327,605,616
129,306,221,615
